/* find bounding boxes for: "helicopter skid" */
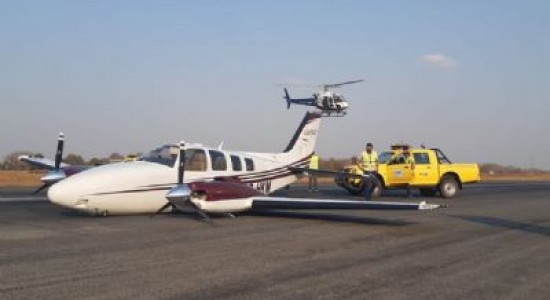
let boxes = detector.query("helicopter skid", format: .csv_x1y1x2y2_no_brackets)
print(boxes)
320,111,347,117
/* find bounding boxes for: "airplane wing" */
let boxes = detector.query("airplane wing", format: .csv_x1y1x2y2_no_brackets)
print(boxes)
252,197,443,210
18,155,69,170
290,167,367,178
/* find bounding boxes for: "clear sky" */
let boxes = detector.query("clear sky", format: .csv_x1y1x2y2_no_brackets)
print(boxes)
1,0,549,168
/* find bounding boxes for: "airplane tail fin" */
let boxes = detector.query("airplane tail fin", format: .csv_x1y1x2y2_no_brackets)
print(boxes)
283,111,322,158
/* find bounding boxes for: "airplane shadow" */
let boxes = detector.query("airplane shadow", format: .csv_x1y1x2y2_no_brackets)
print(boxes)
248,210,414,226
57,209,412,226
448,214,550,237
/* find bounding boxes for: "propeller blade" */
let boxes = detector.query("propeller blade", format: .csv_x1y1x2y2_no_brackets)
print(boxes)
33,183,49,195
186,200,212,223
150,202,174,218
30,132,66,196
54,132,64,170
177,141,185,185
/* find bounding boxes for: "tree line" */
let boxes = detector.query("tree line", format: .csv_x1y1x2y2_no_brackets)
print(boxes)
0,151,140,170
1,150,547,173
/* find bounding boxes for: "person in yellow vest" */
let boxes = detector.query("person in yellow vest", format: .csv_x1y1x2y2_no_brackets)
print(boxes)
308,152,320,192
361,142,378,173
403,149,415,198
349,156,378,200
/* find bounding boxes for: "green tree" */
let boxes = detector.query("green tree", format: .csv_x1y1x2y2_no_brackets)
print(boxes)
2,151,34,170
88,157,109,166
108,152,124,162
64,153,85,165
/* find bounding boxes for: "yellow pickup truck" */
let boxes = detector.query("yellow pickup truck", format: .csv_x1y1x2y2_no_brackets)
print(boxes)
335,148,480,198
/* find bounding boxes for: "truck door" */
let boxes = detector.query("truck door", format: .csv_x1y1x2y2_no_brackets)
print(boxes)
412,151,439,185
386,154,413,185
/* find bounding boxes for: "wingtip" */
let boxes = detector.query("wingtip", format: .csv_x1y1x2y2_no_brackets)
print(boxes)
418,201,446,210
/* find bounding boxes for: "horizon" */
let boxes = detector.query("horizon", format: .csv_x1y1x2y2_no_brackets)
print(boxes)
1,1,549,169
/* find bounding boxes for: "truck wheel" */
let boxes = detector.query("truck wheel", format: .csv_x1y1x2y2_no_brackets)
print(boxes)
439,176,460,198
419,188,438,197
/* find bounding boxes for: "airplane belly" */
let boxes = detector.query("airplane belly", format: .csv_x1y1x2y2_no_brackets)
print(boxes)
86,190,170,215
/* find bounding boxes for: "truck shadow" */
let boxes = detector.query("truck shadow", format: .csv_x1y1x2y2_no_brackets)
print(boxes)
448,214,550,237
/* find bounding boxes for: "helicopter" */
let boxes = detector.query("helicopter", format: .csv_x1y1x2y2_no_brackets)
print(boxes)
282,79,364,117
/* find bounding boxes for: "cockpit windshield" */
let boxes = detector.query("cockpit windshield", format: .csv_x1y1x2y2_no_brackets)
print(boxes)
139,145,208,171
140,145,179,167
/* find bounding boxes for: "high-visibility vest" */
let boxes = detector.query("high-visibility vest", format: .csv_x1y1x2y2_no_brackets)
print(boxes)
309,154,320,169
361,150,378,171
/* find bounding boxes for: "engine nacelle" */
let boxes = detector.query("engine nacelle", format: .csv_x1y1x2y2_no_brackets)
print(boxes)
189,182,262,202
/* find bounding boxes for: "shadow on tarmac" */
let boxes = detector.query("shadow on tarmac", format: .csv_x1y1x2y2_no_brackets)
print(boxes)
449,214,550,237
249,210,414,226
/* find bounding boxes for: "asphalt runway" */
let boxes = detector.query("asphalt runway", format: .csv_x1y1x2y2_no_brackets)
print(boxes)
1,183,549,300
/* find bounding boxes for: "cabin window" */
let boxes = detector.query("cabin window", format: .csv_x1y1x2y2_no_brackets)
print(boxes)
245,158,254,171
413,153,430,165
209,150,227,171
185,149,207,171
230,155,242,171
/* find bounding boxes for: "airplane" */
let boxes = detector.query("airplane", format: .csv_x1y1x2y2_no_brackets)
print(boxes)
18,133,89,194
283,79,364,117
46,111,443,220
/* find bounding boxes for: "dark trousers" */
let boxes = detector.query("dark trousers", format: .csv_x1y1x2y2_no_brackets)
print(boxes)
309,174,318,191
364,177,373,200
363,171,377,200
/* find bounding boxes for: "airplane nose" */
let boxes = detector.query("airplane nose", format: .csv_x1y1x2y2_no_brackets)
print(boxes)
47,182,76,208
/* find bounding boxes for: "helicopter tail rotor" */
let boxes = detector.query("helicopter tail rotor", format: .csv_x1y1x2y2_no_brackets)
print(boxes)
283,88,291,109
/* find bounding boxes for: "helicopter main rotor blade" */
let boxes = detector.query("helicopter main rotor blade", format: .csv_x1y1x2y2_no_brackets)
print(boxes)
324,79,364,89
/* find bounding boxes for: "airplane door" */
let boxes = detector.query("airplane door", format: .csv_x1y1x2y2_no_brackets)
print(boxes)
386,156,413,185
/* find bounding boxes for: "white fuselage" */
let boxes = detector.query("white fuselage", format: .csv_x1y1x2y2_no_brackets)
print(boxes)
47,112,322,215
48,148,309,215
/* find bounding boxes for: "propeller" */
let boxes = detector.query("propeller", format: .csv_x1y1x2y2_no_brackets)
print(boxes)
151,141,211,222
283,88,291,109
33,133,67,194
